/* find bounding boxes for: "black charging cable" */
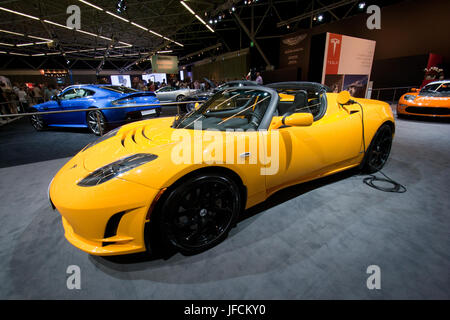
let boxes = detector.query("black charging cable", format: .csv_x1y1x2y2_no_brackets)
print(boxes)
362,171,407,193
342,98,407,194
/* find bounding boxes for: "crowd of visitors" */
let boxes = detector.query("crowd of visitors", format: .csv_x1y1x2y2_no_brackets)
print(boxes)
0,82,62,122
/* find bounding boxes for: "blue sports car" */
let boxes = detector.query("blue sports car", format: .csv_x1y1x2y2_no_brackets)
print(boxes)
29,84,162,135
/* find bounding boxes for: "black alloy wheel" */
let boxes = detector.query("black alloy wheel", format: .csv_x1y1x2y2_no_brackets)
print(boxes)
363,123,393,173
87,109,106,135
157,174,241,254
30,113,45,131
185,102,196,113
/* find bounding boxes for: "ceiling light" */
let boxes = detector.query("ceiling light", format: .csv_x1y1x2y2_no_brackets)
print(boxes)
76,29,98,37
180,1,214,33
180,1,195,15
358,2,366,10
131,22,148,31
0,6,39,20
78,0,103,11
44,20,73,30
28,35,53,41
77,1,183,47
116,0,127,13
0,29,24,36
106,11,129,22
9,52,30,56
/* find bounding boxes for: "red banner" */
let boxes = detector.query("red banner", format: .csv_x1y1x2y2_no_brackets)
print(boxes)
325,33,342,75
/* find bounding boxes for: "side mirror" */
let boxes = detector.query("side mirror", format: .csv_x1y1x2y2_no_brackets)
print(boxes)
283,113,313,127
51,95,58,100
410,88,419,92
194,102,201,110
337,90,351,105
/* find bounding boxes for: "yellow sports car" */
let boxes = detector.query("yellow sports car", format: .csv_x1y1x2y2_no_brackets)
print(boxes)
49,82,395,256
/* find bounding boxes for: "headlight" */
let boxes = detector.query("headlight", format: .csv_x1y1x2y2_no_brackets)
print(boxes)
82,126,121,151
77,153,157,187
403,94,416,102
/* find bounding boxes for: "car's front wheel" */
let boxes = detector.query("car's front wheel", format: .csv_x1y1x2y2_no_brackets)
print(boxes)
155,174,241,255
30,111,46,131
87,109,106,135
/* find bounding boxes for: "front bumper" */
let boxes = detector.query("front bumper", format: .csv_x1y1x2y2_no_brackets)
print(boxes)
49,156,161,256
397,103,450,117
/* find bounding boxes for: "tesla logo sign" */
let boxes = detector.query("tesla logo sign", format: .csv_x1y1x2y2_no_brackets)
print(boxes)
325,34,342,74
330,38,340,56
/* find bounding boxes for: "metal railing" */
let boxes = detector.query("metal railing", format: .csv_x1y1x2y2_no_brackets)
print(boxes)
0,100,201,134
370,86,417,103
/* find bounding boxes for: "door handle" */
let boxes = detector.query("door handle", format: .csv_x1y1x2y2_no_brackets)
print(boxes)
240,152,251,158
350,110,359,114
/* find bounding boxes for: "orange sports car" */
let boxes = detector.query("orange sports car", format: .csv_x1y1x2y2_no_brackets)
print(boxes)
397,80,450,118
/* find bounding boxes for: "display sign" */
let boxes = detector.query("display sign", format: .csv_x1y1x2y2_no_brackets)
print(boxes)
321,33,376,98
143,73,167,84
279,32,308,68
151,55,179,74
111,75,131,88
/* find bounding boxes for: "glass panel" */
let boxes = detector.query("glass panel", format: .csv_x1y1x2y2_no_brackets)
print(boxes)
173,88,272,131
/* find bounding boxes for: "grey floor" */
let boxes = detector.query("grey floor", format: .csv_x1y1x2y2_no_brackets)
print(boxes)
0,107,449,299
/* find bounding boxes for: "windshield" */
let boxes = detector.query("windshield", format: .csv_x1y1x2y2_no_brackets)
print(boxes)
100,86,138,94
419,82,450,97
173,88,272,131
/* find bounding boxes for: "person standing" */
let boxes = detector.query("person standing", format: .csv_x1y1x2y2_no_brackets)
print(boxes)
17,86,29,112
32,84,43,104
255,72,263,85
0,82,8,121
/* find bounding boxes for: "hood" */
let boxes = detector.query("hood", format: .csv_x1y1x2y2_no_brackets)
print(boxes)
82,117,176,172
413,95,450,106
35,100,54,110
79,117,241,189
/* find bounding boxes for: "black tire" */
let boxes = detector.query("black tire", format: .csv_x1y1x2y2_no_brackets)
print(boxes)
30,110,46,131
361,123,393,173
86,109,107,135
176,95,185,102
153,174,241,255
155,107,161,117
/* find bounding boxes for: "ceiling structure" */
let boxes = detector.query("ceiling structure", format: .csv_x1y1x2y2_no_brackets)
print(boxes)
0,0,403,71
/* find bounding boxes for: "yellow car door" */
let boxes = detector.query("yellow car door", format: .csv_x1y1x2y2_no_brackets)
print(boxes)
265,93,363,194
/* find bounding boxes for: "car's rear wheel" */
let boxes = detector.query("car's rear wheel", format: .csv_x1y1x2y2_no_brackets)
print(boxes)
176,95,185,102
30,111,45,131
155,174,241,255
362,123,393,173
87,109,106,135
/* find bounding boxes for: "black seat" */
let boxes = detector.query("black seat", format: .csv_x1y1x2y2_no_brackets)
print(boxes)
282,90,311,117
